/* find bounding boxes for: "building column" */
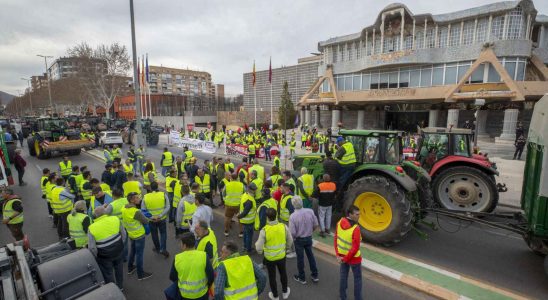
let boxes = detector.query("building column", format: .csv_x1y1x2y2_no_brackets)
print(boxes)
331,108,341,131
356,110,365,129
299,107,305,128
304,106,311,127
498,108,519,141
447,108,459,128
428,109,440,127
475,110,489,137
314,106,322,128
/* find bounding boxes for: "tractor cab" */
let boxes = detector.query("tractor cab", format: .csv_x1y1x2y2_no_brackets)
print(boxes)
416,127,474,172
340,129,403,166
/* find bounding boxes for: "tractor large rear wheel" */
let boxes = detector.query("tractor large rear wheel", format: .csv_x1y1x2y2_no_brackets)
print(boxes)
344,176,412,246
432,166,498,212
27,137,36,157
149,133,159,146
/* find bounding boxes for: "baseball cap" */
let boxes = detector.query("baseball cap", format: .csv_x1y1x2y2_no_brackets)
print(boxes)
336,137,344,143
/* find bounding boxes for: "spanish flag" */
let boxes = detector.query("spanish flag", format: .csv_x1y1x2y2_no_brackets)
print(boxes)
252,60,256,87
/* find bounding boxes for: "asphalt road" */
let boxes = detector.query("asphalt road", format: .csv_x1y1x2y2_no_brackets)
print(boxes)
144,143,548,299
0,145,432,300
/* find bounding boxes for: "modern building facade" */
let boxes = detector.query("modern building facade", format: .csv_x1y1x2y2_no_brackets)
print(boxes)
299,0,548,142
243,56,320,112
31,73,48,91
48,57,108,81
147,66,215,99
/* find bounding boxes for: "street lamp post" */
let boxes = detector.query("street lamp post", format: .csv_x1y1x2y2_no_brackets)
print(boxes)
21,78,33,113
129,0,143,148
36,54,53,114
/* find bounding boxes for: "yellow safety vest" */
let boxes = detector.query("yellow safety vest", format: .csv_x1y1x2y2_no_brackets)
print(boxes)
254,198,278,230
264,222,286,261
225,163,235,173
279,194,292,222
249,165,264,181
144,191,167,220
248,144,256,153
40,176,48,195
122,206,145,239
337,142,356,165
104,149,113,161
298,174,314,198
273,157,281,168
50,186,73,214
173,182,183,208
67,212,88,248
123,181,141,197
196,230,219,268
110,198,129,219
88,215,122,254
222,255,258,300
59,161,72,177
123,164,134,175
112,148,122,159
336,219,361,258
224,181,245,207
80,180,92,201
270,174,282,188
143,171,157,186
162,151,173,167
194,175,211,193
175,250,208,299
100,183,112,194
74,174,84,190
251,178,263,200
239,193,256,224
184,150,193,164
166,176,178,193
238,168,249,184
180,200,196,229
3,198,23,224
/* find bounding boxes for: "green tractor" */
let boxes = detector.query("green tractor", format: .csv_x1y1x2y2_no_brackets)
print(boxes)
293,129,432,246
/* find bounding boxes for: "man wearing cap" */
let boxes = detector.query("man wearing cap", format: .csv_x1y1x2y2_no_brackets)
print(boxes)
2,189,25,241
334,136,356,189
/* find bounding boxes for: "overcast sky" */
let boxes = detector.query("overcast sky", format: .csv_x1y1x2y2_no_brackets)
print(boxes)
1,0,546,97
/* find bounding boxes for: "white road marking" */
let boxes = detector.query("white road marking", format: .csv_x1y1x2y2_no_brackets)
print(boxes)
407,258,461,279
362,259,403,281
35,164,42,171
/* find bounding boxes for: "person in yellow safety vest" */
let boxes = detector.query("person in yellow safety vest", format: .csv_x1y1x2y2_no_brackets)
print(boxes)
67,200,90,248
282,171,296,194
59,156,72,181
107,189,129,220
194,168,213,207
123,159,134,177
248,143,256,161
273,153,281,169
335,205,363,300
238,161,249,185
255,207,293,299
111,144,123,164
175,185,196,235
174,156,185,179
195,220,220,269
183,146,193,165
40,168,53,217
223,173,245,237
214,240,266,299
142,182,170,258
269,166,283,190
297,167,314,209
79,171,92,204
87,206,125,289
143,163,157,193
104,146,113,164
89,186,114,220
279,183,295,223
136,146,145,176
123,173,142,197
334,136,357,189
163,232,214,300
248,158,265,182
238,184,257,253
165,169,178,223
301,133,307,149
2,189,25,241
249,170,263,201
254,189,279,231
224,158,235,174
161,147,174,177
80,131,88,139
122,192,153,280
67,166,82,199
51,177,76,239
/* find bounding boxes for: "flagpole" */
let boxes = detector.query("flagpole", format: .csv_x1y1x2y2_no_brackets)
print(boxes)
270,82,273,125
254,85,257,129
148,82,152,119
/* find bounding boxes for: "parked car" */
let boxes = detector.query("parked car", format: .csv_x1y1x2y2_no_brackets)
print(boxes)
99,131,123,147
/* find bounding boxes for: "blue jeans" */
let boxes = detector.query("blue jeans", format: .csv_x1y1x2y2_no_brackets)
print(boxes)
123,229,128,262
167,193,174,223
128,236,145,277
294,236,318,280
338,165,355,189
150,220,167,252
265,147,271,161
242,223,254,252
132,162,138,175
164,282,209,300
339,262,362,300
162,166,170,177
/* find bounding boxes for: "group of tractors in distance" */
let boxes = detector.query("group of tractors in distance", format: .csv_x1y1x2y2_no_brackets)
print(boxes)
294,94,548,274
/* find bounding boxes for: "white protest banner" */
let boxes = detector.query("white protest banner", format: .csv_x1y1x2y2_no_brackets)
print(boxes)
202,141,217,153
169,130,180,145
178,138,204,150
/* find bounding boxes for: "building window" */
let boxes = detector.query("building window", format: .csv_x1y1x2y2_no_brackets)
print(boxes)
457,63,471,82
470,64,485,83
487,64,501,82
490,15,505,40
420,67,432,87
504,60,517,79
379,73,389,89
415,30,424,49
507,7,524,39
409,69,420,87
366,39,372,56
370,73,379,89
374,36,381,54
449,24,460,46
426,28,435,48
340,45,345,62
404,35,413,50
432,66,444,85
388,72,398,88
361,74,371,90
333,46,338,62
462,21,474,45
348,44,354,61
399,70,409,87
476,18,488,42
444,64,458,84
344,75,353,90
438,27,448,48
353,74,361,90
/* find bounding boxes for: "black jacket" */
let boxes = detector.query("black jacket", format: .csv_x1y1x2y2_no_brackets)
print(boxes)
323,158,340,180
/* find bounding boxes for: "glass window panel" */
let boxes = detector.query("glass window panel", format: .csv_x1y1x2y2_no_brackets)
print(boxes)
476,18,488,42
362,74,371,90
490,15,504,40
505,61,517,80
336,77,344,90
388,72,398,88
420,68,432,87
399,71,409,88
404,35,413,50
449,24,461,46
426,28,436,48
370,73,379,89
462,21,474,45
487,64,501,82
516,62,526,81
507,7,524,39
379,73,389,89
470,65,484,83
457,65,470,82
415,30,424,49
438,27,448,48
374,36,381,54
410,70,420,87
432,67,444,85
353,75,361,90
344,76,352,90
445,66,457,84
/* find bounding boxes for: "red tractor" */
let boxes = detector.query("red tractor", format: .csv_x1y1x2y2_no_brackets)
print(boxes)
414,127,504,212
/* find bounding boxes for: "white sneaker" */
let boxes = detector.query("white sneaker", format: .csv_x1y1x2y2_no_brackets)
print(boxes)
268,292,280,300
282,287,291,299
286,252,296,258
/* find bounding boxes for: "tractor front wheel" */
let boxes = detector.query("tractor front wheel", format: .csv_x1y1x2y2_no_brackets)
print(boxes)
27,137,36,157
432,166,498,212
344,176,412,246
